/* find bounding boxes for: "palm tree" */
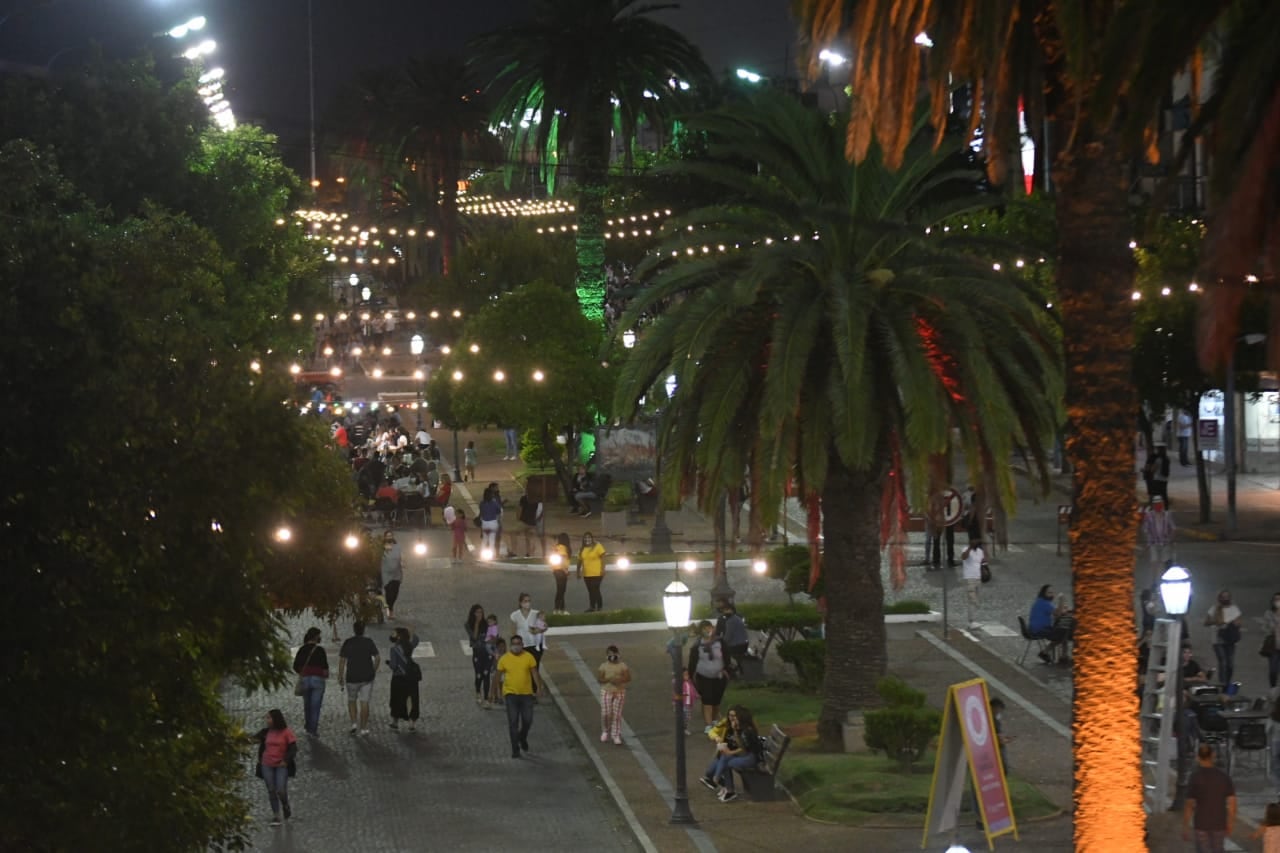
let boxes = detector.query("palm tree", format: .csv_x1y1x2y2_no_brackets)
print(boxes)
613,93,1062,749
470,0,710,323
790,3,1239,845
331,57,492,276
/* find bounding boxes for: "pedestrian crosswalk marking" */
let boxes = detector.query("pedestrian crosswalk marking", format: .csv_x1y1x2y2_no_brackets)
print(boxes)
412,642,435,659
459,640,472,657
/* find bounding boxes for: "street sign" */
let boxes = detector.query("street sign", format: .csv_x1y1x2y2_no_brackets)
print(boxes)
938,488,963,527
922,679,1018,848
1198,419,1220,450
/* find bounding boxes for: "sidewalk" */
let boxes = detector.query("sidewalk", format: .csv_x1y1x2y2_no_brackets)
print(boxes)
538,624,1079,852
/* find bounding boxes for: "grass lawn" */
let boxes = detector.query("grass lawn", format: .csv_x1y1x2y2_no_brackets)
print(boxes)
713,684,1059,827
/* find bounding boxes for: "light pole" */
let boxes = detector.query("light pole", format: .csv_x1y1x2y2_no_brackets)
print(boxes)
1225,333,1265,533
1161,565,1192,810
663,579,696,825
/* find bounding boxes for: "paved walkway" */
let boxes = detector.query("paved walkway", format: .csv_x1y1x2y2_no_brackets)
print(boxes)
219,429,1278,850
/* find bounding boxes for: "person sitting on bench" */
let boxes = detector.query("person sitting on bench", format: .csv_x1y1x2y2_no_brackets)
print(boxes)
699,705,762,803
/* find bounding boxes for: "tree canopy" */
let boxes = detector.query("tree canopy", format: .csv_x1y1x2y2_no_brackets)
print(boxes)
0,65,372,850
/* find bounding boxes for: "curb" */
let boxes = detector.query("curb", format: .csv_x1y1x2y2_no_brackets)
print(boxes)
545,612,941,637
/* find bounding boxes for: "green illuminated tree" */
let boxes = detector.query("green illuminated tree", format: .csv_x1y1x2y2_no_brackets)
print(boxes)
470,0,710,323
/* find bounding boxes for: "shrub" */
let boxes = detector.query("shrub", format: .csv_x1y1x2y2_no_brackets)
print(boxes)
766,545,815,601
863,676,939,771
738,602,821,660
519,428,553,469
776,639,826,693
604,482,632,511
883,600,931,615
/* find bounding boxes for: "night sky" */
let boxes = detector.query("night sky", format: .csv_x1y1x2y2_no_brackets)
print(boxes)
0,0,798,149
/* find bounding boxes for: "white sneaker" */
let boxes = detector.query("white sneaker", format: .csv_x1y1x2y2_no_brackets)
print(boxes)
349,724,358,734
600,731,609,742
360,728,370,736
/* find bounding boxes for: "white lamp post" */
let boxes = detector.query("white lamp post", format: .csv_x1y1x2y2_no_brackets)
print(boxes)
663,580,695,824
1160,564,1191,810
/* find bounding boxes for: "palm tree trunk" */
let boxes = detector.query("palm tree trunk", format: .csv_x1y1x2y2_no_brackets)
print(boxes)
1054,125,1144,851
573,93,610,325
817,456,887,750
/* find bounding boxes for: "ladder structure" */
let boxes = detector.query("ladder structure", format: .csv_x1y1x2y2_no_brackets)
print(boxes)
1140,617,1183,812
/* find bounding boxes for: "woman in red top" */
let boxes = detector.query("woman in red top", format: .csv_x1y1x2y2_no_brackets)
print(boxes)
255,708,298,826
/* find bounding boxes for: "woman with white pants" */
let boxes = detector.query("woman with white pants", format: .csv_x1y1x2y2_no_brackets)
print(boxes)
479,489,502,555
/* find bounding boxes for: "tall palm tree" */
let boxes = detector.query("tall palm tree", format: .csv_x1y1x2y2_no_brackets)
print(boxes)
470,0,710,323
791,3,1237,846
614,93,1062,749
332,57,492,276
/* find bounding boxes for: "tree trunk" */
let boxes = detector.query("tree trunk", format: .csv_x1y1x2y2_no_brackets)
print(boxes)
1193,417,1211,523
572,93,610,325
1054,129,1145,851
816,456,887,751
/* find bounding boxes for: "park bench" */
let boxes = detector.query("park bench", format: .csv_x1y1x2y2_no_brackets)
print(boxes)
735,724,793,801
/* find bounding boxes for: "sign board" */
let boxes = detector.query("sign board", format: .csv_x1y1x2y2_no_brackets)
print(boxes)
922,679,1018,849
938,488,964,527
1198,419,1220,450
593,426,657,479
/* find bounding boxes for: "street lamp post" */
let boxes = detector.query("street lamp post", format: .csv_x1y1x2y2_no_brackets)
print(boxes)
663,580,696,825
1161,565,1192,810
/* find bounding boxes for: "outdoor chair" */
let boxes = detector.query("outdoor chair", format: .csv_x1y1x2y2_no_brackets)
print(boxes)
1016,616,1049,666
1229,721,1270,777
372,496,399,528
400,493,428,528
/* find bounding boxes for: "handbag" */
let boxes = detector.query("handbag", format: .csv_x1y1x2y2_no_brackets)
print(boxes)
293,644,320,696
1260,633,1277,658
980,559,992,583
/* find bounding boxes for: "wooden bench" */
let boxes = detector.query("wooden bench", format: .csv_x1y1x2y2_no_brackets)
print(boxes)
736,724,792,801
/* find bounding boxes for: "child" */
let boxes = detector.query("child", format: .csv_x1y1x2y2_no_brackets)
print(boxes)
487,638,506,705
1252,802,1280,853
450,508,469,563
463,440,477,482
681,671,696,736
596,644,631,745
484,614,501,654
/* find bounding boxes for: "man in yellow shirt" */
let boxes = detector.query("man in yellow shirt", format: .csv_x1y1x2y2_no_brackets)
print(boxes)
496,635,544,758
578,532,607,612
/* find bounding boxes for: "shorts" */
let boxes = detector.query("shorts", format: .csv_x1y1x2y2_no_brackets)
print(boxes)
345,680,374,703
694,672,728,707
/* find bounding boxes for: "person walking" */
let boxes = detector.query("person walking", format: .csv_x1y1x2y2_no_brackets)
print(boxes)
381,530,403,620
1183,743,1237,852
550,533,571,615
961,539,985,630
464,440,477,481
387,626,420,732
1269,702,1280,800
1262,592,1280,694
1177,410,1194,466
292,627,329,736
465,604,493,707
479,487,502,556
510,593,547,664
1141,495,1176,587
496,634,544,758
338,620,381,736
578,532,607,612
254,709,298,827
688,620,728,730
596,644,631,745
1205,589,1244,687
518,492,544,558
716,601,750,675
502,426,519,461
1147,444,1171,506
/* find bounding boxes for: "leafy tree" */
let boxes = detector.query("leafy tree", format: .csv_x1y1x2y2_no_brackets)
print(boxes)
791,2,1238,841
0,67,372,849
471,0,710,323
614,94,1061,750
428,280,612,491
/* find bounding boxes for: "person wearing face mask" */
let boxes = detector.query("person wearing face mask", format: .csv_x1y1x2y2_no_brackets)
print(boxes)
596,645,631,745
1204,589,1243,687
1262,592,1280,693
687,620,728,731
510,593,547,664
